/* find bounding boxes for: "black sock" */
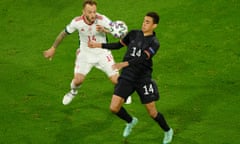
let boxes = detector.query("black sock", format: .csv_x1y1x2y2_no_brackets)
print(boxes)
116,107,132,123
153,112,170,132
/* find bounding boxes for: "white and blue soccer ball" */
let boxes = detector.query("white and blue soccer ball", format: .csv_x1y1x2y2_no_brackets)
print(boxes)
109,20,128,39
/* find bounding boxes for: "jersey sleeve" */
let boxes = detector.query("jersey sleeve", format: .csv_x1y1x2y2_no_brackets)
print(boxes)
65,17,79,34
102,42,124,50
96,13,112,30
120,30,133,46
145,38,160,58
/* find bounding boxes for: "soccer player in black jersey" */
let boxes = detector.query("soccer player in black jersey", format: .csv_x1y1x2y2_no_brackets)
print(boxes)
88,12,173,144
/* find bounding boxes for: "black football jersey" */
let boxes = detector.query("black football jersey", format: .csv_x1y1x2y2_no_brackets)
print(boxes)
120,30,160,81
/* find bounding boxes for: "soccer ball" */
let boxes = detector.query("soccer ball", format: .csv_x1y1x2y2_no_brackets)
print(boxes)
109,21,128,39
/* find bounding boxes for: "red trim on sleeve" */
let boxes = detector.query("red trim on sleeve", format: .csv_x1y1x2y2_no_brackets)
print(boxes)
96,14,103,20
74,16,83,22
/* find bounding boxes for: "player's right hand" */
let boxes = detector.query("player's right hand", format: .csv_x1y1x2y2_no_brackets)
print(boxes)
43,47,56,60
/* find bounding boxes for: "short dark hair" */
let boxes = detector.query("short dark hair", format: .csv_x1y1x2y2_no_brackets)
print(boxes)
83,0,97,8
146,12,160,24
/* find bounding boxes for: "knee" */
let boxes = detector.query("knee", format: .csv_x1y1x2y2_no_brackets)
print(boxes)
109,95,123,113
109,102,122,114
148,110,158,118
110,105,119,113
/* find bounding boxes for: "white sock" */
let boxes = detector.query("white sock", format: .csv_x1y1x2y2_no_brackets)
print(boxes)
70,80,80,94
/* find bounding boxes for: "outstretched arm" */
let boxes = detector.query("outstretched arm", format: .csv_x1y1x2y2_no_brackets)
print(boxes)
43,30,68,60
88,41,124,50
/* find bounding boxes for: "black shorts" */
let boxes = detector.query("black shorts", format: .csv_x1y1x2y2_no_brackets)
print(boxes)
114,77,160,104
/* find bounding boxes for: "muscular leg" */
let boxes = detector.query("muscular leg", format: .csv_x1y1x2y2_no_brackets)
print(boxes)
72,73,85,89
110,95,138,137
110,95,125,113
62,73,85,105
145,102,170,131
110,95,132,123
145,102,174,143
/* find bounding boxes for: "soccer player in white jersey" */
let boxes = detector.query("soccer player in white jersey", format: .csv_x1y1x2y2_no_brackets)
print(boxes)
43,0,131,105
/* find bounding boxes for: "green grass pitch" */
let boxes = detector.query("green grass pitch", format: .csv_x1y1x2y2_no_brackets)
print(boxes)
0,0,239,143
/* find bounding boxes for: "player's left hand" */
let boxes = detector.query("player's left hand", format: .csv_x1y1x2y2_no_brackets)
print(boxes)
96,25,109,33
88,41,101,48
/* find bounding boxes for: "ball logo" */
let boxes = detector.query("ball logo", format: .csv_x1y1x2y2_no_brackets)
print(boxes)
109,21,128,39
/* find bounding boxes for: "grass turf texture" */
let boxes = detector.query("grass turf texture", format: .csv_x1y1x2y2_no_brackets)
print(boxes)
0,0,239,143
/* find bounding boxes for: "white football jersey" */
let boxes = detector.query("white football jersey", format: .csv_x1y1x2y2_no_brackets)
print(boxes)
65,13,112,54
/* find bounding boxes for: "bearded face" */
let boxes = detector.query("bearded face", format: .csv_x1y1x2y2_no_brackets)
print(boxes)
83,4,97,24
